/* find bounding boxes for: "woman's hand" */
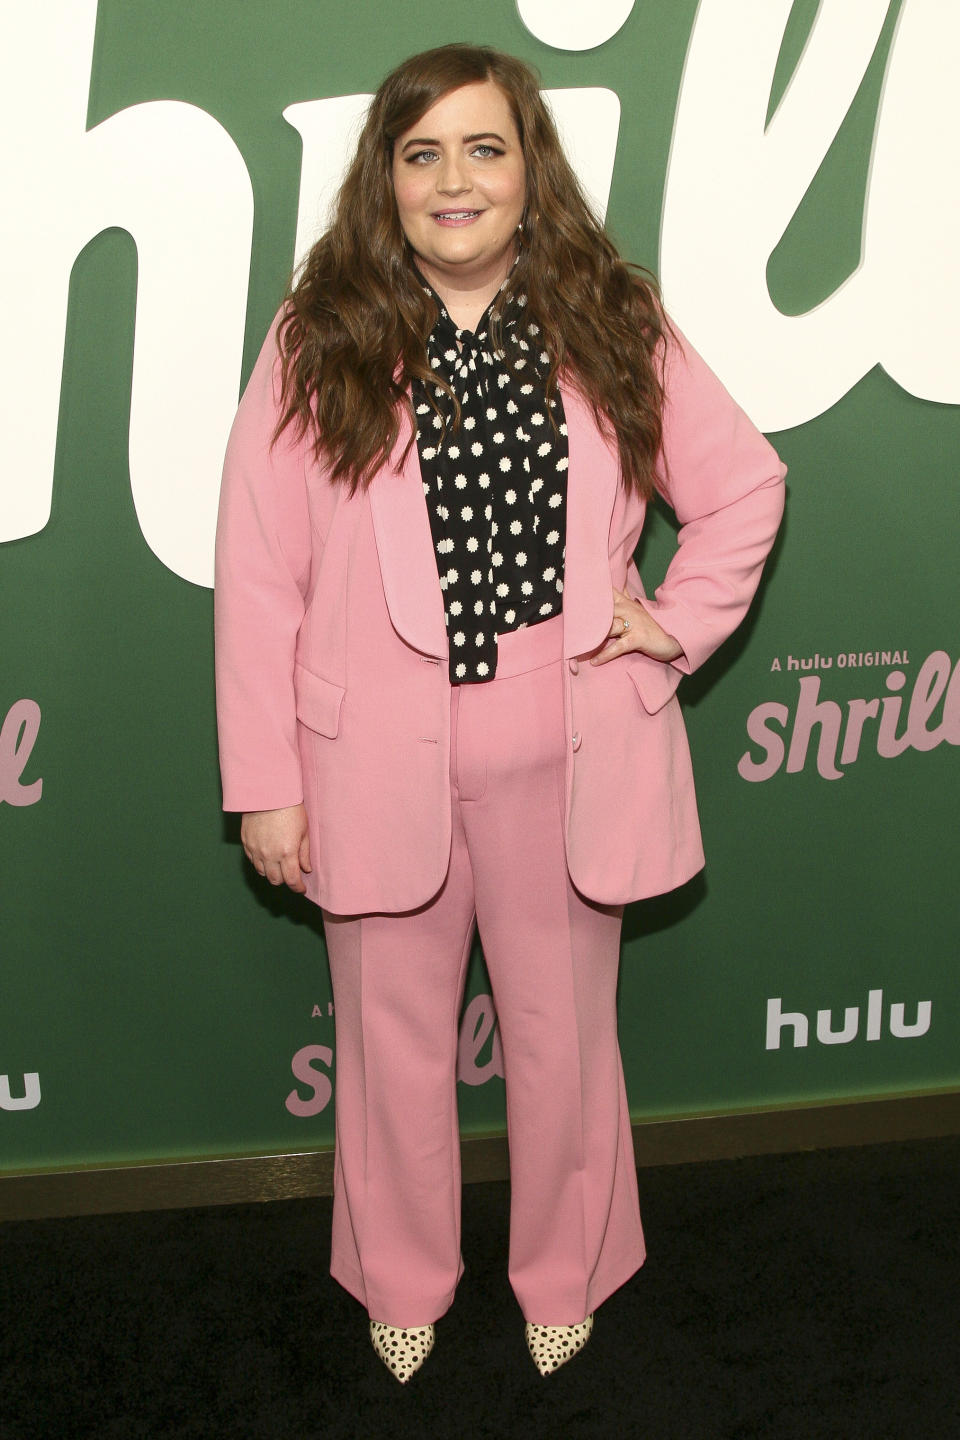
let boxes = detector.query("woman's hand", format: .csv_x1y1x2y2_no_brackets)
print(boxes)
241,804,312,893
590,587,683,666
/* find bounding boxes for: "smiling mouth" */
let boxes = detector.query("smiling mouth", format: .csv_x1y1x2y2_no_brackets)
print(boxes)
432,210,482,224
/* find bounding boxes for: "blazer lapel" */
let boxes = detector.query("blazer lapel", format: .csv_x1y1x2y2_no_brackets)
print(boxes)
561,381,618,658
368,410,449,660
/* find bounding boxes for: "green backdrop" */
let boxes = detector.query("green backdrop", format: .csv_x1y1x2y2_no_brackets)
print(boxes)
2,0,957,1173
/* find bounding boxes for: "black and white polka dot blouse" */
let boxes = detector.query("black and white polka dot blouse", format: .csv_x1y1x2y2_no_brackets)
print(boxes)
413,285,568,684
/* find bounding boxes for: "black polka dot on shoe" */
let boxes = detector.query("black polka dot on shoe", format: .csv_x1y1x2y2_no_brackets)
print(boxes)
370,1321,435,1383
524,1315,594,1376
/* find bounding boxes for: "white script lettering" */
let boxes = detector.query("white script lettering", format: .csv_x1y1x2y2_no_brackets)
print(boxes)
661,0,960,429
1,0,252,586
1,1,619,587
6,4,959,583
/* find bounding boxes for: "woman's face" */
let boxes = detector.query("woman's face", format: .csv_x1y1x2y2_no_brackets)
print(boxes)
391,80,526,307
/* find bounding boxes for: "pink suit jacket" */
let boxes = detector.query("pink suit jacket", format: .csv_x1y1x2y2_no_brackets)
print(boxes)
215,321,785,913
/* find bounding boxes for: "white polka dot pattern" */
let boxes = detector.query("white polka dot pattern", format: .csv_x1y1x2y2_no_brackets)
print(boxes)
414,283,568,683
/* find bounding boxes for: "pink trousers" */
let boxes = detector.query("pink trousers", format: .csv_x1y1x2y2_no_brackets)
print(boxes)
323,616,644,1326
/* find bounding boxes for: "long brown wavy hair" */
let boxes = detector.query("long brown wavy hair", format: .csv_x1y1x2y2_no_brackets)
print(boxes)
275,44,668,498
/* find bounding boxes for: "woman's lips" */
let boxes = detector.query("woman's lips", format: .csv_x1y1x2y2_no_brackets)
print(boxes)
432,210,482,226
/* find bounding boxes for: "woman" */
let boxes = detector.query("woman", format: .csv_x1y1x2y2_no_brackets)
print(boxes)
215,44,785,1382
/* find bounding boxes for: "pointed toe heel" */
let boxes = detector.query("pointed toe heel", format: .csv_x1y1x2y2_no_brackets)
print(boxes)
525,1313,594,1376
369,1320,436,1383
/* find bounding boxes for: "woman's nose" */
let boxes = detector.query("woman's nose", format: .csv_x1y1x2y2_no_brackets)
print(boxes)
436,154,470,195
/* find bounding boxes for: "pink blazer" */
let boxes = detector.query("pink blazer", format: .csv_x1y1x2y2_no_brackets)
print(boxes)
215,321,785,913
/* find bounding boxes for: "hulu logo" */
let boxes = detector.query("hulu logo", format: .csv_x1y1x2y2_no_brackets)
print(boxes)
765,990,931,1050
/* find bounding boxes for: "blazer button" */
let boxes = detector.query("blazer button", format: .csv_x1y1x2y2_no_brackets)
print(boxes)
568,658,579,676
571,731,582,752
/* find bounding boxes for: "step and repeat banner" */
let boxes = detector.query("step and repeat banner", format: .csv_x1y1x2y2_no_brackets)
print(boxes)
3,0,958,1175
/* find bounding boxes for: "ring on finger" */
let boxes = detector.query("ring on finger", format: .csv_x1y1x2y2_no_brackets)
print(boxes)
620,618,631,634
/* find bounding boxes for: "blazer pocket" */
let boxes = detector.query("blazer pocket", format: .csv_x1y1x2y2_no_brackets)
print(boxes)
623,651,683,716
295,664,345,738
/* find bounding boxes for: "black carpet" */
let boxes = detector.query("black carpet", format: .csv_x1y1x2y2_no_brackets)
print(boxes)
2,1137,959,1439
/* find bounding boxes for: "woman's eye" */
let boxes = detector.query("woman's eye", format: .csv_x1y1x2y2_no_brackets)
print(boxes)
404,144,503,164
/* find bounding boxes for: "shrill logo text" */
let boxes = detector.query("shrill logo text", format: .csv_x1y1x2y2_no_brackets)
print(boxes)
739,649,959,782
285,993,504,1116
0,700,42,806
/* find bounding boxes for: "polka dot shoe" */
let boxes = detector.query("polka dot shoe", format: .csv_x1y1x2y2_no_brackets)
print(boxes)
369,1321,435,1383
524,1314,594,1376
